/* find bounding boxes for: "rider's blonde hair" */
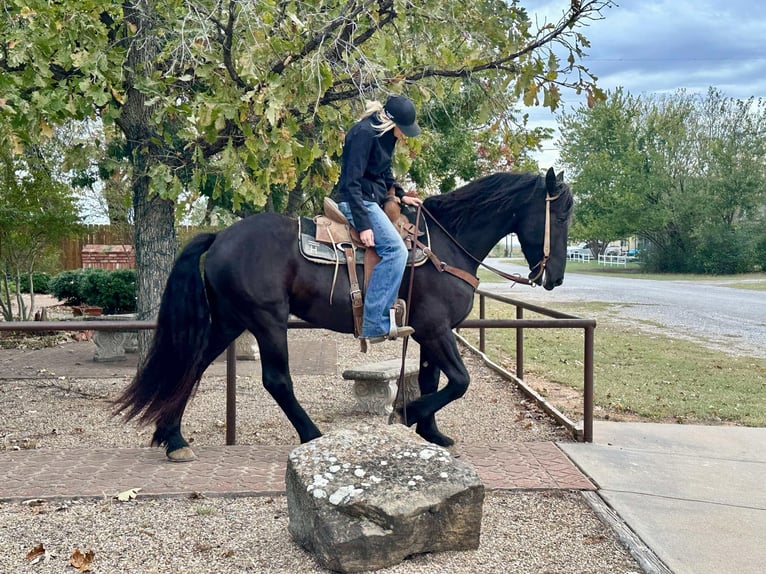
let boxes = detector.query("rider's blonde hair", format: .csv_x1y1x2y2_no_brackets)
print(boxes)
359,100,396,136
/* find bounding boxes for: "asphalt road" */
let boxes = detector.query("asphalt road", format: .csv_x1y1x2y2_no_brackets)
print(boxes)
480,258,766,359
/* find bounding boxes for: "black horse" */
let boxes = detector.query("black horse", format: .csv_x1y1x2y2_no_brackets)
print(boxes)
115,168,573,461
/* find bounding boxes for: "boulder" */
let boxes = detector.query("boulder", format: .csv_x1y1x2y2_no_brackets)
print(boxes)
286,422,484,573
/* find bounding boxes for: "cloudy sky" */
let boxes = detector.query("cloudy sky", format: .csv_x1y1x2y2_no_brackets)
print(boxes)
522,0,766,167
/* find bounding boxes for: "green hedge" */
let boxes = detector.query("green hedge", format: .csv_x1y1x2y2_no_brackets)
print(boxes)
49,268,137,314
17,272,52,294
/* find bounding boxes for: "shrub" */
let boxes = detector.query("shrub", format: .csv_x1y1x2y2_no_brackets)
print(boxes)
50,268,137,313
18,272,52,294
49,270,86,305
79,269,137,314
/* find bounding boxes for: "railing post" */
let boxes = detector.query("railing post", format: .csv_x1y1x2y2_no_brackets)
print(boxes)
583,325,594,442
479,294,486,353
515,306,524,380
226,343,237,445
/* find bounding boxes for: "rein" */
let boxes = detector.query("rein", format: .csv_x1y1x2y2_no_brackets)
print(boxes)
415,189,562,287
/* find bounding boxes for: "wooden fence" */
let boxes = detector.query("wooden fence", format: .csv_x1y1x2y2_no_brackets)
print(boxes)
60,226,135,270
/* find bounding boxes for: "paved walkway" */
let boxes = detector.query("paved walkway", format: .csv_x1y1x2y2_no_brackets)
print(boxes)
0,442,594,501
561,421,766,574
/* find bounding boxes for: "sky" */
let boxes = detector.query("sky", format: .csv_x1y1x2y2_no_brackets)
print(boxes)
522,0,766,168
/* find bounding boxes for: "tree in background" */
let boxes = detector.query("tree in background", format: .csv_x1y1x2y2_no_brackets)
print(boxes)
687,90,766,273
2,1,615,345
0,128,80,320
558,88,648,256
409,84,548,193
63,120,134,227
559,87,766,273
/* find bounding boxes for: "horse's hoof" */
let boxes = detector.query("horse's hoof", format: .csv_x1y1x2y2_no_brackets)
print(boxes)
417,430,455,447
166,446,197,462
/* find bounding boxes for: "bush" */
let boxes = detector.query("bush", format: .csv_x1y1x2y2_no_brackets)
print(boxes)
50,268,137,313
49,270,87,305
18,272,52,294
79,269,137,314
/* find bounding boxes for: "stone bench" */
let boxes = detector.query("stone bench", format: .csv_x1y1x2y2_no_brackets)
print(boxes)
85,314,138,362
342,359,420,415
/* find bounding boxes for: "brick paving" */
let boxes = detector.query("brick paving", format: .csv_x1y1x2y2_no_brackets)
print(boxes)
0,442,593,502
0,339,594,502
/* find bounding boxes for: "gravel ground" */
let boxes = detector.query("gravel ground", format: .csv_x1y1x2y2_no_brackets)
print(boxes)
0,303,643,573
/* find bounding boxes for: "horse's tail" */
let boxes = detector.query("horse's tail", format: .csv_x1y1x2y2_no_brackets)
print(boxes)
114,232,218,428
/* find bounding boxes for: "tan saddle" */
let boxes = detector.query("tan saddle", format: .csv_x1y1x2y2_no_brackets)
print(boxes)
313,195,419,345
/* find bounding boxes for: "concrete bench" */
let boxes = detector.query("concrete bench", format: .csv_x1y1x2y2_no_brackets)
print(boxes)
342,359,420,415
86,314,138,362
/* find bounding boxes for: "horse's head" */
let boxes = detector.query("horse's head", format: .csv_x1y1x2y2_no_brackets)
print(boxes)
517,168,573,290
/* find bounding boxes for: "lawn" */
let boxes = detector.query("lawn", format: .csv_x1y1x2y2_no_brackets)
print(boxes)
461,298,766,427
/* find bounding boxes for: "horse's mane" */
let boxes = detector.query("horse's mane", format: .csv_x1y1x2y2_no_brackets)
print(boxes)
423,172,543,233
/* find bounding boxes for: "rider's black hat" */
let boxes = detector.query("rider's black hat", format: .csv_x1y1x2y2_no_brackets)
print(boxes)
384,95,421,137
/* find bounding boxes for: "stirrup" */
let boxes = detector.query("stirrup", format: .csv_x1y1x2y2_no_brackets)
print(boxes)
391,299,407,328
363,325,415,345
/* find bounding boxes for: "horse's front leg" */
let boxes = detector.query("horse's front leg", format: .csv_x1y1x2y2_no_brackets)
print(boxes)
402,348,455,446
394,333,469,446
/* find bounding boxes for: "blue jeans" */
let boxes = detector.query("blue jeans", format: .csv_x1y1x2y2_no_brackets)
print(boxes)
338,201,408,338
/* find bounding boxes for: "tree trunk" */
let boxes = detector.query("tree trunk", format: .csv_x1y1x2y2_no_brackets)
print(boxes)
117,1,177,360
132,167,176,361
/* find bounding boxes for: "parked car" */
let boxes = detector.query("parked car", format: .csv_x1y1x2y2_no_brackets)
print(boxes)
567,243,592,259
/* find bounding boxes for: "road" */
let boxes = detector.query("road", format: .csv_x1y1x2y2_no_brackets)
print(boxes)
480,258,766,358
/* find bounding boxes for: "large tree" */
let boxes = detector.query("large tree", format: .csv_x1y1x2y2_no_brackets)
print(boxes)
2,0,615,339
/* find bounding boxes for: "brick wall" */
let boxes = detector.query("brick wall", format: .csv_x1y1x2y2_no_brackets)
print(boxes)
81,245,135,270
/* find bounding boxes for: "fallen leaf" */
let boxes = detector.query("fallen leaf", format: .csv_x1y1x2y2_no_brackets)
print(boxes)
116,487,141,502
70,548,95,572
25,543,45,562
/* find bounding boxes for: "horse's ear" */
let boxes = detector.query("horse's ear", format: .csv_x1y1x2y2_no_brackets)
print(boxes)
545,167,556,190
557,170,564,183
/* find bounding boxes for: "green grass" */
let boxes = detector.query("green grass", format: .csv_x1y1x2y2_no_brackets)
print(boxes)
477,267,509,283
463,299,766,426
724,281,766,292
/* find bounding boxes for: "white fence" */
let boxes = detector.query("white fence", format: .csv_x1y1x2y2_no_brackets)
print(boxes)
567,252,593,262
598,254,627,267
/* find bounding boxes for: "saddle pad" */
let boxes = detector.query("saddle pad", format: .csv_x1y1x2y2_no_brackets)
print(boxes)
298,213,429,266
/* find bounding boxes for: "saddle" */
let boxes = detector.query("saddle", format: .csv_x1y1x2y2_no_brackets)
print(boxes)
298,194,428,343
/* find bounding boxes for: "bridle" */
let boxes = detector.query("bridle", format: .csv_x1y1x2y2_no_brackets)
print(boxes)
415,186,565,288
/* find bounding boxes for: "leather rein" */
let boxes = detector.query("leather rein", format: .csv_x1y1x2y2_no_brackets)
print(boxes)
410,190,563,288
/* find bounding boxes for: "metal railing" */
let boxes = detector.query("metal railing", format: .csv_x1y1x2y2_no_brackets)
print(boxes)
0,296,595,443
456,289,595,441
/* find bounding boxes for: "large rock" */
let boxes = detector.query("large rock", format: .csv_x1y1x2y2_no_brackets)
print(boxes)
286,422,484,573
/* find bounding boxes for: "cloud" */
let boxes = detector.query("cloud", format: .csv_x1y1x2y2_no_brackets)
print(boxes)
585,0,766,99
521,0,766,167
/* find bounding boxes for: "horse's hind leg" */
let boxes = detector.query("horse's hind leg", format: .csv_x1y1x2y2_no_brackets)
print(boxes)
155,324,240,461
253,317,322,444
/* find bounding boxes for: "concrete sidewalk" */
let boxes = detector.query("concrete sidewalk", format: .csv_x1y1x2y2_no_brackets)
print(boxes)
560,421,766,574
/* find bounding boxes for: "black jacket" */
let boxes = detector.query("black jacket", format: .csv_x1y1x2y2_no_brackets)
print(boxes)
334,115,404,232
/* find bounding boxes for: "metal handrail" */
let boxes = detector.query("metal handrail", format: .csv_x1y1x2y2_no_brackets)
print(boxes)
0,295,595,443
460,289,596,442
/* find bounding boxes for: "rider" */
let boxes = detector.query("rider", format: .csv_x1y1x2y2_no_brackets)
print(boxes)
334,95,423,344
